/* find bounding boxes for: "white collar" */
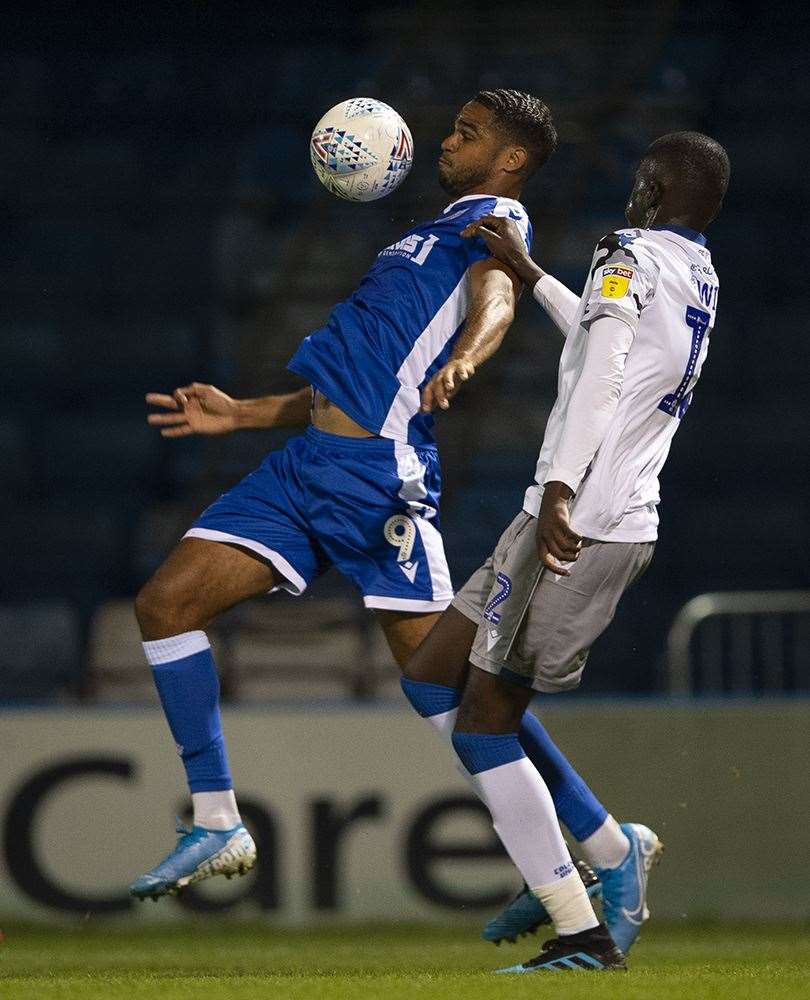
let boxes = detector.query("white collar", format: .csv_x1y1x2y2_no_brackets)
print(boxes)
442,193,525,215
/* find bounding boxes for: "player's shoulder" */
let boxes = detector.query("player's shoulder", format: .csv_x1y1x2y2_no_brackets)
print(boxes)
440,194,531,250
590,228,660,280
441,194,529,226
592,227,658,257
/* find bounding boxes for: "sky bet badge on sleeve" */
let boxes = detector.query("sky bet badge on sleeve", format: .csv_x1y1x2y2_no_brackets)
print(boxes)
600,265,634,298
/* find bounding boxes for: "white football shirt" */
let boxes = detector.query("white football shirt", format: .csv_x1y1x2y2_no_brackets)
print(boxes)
524,226,719,542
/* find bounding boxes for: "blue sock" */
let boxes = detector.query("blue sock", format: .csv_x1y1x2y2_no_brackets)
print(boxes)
400,677,606,840
400,677,460,717
452,730,526,774
519,710,607,841
143,631,232,793
400,676,606,841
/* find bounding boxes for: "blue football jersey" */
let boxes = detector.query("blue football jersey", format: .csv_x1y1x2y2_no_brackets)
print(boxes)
287,194,532,445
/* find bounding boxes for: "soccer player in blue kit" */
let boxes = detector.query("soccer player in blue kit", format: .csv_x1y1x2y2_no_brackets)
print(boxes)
133,90,648,937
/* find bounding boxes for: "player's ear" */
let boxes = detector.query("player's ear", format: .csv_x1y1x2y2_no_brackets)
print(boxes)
503,144,529,176
626,171,661,228
641,177,664,228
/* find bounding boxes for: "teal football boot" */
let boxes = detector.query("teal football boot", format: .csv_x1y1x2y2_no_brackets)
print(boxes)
482,857,602,944
597,822,663,953
130,820,256,900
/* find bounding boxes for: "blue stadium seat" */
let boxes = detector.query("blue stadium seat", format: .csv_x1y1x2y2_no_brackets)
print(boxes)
58,321,204,407
0,417,30,487
38,415,159,493
662,497,808,593
0,602,81,700
2,506,126,600
0,323,62,411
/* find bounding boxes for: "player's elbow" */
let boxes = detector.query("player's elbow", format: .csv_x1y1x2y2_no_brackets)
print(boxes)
594,376,624,411
491,291,516,327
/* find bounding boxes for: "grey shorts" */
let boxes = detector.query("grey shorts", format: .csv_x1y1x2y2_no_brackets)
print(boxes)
452,511,655,693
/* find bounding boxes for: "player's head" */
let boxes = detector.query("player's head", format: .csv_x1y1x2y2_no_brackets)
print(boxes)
438,89,557,198
625,131,731,232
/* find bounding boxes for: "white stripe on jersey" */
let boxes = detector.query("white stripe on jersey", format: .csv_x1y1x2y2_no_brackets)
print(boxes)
380,273,470,440
379,195,529,442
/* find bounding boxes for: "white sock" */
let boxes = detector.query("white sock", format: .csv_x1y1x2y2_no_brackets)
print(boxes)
476,757,584,890
423,706,477,783
192,790,241,831
428,707,629,875
424,707,458,741
424,711,598,934
142,630,210,664
577,814,630,870
532,869,600,935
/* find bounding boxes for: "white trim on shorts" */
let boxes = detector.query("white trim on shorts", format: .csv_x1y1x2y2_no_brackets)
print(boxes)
393,440,430,510
183,528,308,596
413,516,453,601
363,595,453,612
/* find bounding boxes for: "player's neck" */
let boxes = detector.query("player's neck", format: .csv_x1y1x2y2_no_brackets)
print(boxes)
652,211,703,233
458,181,524,201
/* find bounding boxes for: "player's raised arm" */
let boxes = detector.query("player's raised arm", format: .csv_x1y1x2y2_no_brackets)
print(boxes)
146,384,312,437
420,258,519,412
463,213,579,336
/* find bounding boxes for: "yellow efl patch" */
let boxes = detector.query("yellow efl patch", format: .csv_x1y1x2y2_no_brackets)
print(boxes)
600,265,633,298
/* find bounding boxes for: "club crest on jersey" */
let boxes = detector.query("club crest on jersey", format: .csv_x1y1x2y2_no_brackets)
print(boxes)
601,266,633,298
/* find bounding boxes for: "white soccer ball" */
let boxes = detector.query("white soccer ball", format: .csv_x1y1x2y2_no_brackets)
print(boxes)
310,98,413,202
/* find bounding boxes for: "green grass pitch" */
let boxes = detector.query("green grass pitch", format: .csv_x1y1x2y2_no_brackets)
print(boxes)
1,921,809,999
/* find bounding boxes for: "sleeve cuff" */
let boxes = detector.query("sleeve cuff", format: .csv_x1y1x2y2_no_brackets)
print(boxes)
532,274,561,306
545,465,582,494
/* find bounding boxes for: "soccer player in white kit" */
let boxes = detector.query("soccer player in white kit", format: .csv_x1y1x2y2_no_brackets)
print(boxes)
401,131,730,971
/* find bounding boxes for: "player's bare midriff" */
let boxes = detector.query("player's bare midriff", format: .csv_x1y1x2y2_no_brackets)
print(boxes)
311,390,375,438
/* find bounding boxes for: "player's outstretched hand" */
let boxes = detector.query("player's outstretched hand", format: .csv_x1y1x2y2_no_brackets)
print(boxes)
420,358,475,412
461,214,530,272
146,383,240,437
536,483,582,576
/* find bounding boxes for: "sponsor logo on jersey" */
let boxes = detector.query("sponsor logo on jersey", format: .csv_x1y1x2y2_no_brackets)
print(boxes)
601,265,634,298
378,233,439,266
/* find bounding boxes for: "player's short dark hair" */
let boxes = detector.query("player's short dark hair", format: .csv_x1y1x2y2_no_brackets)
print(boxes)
644,131,730,210
473,89,557,176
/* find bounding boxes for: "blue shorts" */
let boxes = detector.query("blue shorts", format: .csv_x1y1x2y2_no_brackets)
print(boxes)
185,426,453,612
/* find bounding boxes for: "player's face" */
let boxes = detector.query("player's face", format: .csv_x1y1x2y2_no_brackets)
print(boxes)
438,102,509,195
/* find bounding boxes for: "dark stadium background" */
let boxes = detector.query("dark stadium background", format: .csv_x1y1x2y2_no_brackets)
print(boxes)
2,0,808,702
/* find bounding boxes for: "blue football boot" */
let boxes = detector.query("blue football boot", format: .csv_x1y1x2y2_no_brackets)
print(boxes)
129,820,256,900
482,857,602,944
597,822,664,953
496,924,626,973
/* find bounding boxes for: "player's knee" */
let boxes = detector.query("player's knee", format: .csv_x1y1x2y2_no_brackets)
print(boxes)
134,580,168,637
134,575,201,639
453,698,489,735
454,668,531,735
